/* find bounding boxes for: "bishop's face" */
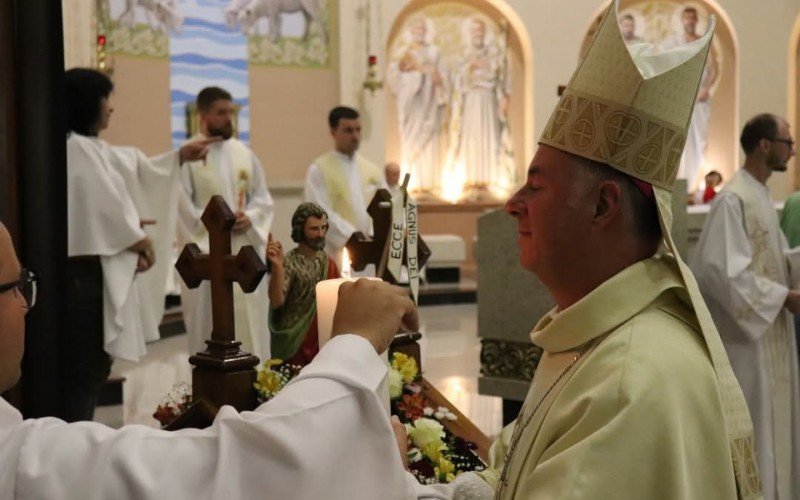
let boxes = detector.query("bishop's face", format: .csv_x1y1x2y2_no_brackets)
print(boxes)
505,145,593,285
202,98,235,140
303,215,329,251
0,225,27,393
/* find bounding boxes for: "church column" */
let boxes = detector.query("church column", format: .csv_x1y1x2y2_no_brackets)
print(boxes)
9,0,68,418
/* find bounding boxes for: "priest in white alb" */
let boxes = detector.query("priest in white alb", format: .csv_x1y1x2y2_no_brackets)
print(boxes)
304,106,385,259
691,113,800,499
178,86,275,362
65,68,213,421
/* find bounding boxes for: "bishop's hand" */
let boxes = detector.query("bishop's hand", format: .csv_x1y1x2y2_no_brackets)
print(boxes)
332,279,419,354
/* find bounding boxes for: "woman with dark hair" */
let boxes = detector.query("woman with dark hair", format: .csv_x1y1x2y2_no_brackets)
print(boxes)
64,68,214,421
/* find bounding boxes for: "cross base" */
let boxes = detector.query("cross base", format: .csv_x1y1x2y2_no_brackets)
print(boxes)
191,365,258,412
189,339,261,370
188,339,260,413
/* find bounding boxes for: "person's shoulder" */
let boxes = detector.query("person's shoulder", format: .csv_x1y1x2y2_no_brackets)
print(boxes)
618,295,719,394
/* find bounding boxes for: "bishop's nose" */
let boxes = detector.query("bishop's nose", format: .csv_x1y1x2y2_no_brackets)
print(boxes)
505,190,525,217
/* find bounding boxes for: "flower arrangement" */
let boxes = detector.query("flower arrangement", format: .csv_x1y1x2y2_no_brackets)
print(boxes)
151,353,485,484
388,352,485,485
253,359,303,403
153,381,192,427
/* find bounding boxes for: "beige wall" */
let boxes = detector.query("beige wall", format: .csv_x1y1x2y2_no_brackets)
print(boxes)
101,56,172,156
249,66,339,183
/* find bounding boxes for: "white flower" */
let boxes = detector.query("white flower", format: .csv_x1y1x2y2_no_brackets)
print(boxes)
407,418,445,450
388,368,403,399
434,411,445,420
423,407,434,417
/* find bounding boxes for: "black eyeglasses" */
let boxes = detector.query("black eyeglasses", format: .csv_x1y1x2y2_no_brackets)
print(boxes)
770,138,795,148
0,268,38,310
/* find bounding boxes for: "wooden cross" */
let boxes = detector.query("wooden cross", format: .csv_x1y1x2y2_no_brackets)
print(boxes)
171,195,266,425
345,188,431,284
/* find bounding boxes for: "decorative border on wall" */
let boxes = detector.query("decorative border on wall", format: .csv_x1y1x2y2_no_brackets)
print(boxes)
480,339,542,382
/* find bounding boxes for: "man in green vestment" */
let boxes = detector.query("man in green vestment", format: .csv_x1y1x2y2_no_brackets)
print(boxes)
267,203,340,366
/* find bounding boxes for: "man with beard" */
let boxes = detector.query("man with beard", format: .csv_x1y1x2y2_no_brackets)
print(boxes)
692,113,800,499
178,86,275,362
266,203,340,366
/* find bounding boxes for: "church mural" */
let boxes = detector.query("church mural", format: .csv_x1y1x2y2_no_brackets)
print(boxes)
169,0,250,147
229,0,333,68
97,0,333,68
386,2,519,203
96,0,183,59
582,0,735,195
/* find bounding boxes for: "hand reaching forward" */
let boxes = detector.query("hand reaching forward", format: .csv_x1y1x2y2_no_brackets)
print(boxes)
332,279,419,354
179,137,222,165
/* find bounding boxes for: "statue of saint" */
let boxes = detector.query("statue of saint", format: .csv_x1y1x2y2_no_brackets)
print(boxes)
387,16,448,196
660,6,718,192
266,203,339,366
452,16,513,197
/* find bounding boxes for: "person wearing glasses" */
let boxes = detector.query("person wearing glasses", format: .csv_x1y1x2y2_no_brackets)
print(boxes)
65,68,215,422
0,222,453,499
691,113,800,499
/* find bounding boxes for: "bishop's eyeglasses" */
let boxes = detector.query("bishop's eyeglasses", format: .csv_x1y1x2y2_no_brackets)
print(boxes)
0,269,38,310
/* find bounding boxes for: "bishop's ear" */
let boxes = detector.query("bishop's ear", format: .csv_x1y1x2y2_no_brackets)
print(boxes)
594,180,623,224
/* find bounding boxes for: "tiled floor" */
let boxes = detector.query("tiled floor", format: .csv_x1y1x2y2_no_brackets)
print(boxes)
96,303,504,439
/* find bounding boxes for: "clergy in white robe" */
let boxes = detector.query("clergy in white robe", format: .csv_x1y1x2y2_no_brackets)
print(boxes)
63,68,212,422
691,114,800,500
68,134,184,359
0,335,431,500
304,106,385,258
0,224,444,500
178,87,274,362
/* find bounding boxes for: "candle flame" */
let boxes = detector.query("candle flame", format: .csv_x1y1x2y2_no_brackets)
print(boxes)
341,248,352,279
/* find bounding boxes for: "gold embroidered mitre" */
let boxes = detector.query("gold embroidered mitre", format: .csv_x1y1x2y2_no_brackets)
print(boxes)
540,0,713,190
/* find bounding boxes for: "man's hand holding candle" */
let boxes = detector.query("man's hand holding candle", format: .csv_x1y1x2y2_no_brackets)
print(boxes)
331,279,418,354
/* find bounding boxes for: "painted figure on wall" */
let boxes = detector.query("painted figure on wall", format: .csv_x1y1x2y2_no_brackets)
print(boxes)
451,16,513,197
619,13,645,45
660,5,718,192
387,16,448,196
387,5,517,202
